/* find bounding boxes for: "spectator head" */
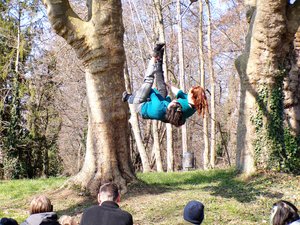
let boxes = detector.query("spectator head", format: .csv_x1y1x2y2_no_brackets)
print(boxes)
271,200,299,225
59,215,77,225
29,195,53,215
183,200,204,225
97,182,120,205
0,218,18,225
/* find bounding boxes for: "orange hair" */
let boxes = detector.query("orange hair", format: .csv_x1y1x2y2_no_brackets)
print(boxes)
190,86,209,117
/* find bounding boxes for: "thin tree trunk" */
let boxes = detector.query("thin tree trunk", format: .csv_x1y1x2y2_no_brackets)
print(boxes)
124,61,151,172
177,0,188,159
153,0,174,172
152,120,163,172
205,0,216,168
15,3,21,74
199,0,210,170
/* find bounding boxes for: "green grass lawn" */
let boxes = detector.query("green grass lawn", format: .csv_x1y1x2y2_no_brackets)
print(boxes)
0,169,299,225
0,177,66,221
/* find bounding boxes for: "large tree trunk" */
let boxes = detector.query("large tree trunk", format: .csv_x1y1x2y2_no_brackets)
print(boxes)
284,28,300,136
235,0,300,174
198,0,210,170
43,0,135,194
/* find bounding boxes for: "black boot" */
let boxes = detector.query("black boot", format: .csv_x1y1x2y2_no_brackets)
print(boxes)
122,91,131,102
152,42,165,59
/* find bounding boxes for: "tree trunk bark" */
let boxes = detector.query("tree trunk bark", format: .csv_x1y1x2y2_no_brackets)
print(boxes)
124,61,151,172
176,0,188,161
205,0,216,168
284,28,300,136
153,0,174,172
152,120,163,172
43,0,135,194
235,0,300,174
199,0,210,170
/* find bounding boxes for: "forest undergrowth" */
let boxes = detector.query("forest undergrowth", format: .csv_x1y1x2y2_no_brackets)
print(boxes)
0,169,299,225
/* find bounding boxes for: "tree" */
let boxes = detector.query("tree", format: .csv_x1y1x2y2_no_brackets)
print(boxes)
0,0,33,178
205,0,216,168
27,52,63,177
124,60,151,172
198,0,210,170
235,0,300,174
152,0,175,172
177,0,188,159
43,0,135,193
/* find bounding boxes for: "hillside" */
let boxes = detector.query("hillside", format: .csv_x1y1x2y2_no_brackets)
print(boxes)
1,169,299,225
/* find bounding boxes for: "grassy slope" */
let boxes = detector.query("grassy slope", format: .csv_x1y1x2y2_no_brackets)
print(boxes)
0,169,299,225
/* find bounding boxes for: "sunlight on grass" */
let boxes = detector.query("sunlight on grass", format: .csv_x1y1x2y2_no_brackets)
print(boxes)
0,177,66,202
137,168,237,188
1,170,299,224
0,177,66,221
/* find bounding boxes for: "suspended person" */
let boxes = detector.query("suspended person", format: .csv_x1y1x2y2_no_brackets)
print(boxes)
122,43,208,127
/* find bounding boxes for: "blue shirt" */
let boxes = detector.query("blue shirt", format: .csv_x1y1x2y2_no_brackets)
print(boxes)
176,90,196,120
140,88,171,120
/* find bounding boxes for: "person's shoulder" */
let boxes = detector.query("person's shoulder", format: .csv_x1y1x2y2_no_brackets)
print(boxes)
0,218,19,225
120,208,132,217
152,88,159,94
290,219,300,225
82,205,100,215
119,209,133,224
84,205,99,212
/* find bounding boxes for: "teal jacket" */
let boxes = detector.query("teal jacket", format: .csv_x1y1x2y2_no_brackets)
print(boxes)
176,90,196,120
140,88,171,120
140,89,196,122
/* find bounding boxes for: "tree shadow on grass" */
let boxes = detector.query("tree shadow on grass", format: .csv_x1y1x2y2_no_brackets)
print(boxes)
126,169,284,203
51,169,285,220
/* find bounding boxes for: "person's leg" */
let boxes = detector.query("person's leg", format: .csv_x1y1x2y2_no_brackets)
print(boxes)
122,43,166,103
155,48,168,98
127,57,156,104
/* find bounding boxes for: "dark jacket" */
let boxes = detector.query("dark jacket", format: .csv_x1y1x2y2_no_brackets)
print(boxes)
20,212,60,225
79,201,133,225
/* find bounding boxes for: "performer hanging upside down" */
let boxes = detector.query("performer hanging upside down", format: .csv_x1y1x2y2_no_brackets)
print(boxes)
122,43,208,127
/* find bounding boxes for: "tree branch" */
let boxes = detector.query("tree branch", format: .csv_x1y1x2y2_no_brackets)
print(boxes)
43,0,85,43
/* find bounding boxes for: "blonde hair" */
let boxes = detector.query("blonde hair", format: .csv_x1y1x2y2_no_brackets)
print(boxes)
29,195,53,215
59,215,77,225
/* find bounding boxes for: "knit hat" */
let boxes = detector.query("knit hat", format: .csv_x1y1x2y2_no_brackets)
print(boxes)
0,218,18,225
183,200,204,225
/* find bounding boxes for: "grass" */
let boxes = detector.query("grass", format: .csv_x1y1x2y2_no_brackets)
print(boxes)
0,169,299,225
0,177,66,221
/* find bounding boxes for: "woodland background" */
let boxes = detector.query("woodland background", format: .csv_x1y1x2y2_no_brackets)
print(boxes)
0,0,299,181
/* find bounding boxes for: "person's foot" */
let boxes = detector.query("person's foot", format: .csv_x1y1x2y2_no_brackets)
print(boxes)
122,91,131,102
153,42,165,59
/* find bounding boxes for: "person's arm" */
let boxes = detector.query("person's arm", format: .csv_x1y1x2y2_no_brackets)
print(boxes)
169,85,180,96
